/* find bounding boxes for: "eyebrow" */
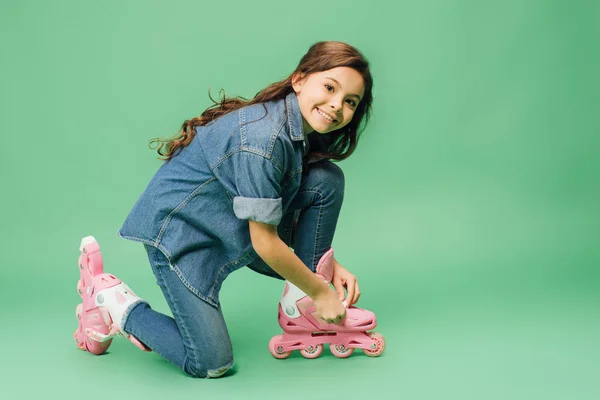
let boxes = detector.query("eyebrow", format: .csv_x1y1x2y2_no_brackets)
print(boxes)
324,77,362,101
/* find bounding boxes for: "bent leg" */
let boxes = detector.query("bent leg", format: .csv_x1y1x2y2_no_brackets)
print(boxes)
247,160,345,274
124,245,234,378
290,160,345,271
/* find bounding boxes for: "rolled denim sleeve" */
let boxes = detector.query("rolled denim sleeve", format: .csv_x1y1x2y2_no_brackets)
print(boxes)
227,151,283,225
233,196,282,225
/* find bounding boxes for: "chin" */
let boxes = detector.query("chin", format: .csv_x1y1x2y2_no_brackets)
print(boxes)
311,121,339,134
312,127,332,135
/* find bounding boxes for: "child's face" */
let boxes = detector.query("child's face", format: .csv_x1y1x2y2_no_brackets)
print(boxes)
292,67,365,135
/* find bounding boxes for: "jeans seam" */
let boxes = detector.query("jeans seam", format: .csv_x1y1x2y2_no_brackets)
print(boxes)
154,263,201,374
314,195,323,270
296,188,325,271
126,247,184,371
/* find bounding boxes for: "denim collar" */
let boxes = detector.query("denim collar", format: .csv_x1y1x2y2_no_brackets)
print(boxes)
285,91,305,142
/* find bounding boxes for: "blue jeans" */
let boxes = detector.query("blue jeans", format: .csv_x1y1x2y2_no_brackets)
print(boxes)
123,160,345,378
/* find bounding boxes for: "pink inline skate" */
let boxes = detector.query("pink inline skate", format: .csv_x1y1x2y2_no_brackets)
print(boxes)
74,236,151,355
269,248,385,359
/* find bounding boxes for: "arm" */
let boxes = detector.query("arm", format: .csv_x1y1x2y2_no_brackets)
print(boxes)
249,220,328,298
249,220,346,323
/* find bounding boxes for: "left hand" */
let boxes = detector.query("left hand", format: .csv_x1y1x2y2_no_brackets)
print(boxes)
332,258,361,306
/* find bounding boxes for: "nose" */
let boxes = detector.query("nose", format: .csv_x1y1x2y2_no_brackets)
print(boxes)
329,98,343,116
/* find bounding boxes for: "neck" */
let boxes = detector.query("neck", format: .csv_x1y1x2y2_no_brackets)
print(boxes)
302,118,314,136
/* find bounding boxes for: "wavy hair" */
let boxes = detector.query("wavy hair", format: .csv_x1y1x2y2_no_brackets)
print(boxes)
149,41,373,162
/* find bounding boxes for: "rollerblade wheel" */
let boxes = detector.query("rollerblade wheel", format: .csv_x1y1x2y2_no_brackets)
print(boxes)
300,344,323,359
74,305,86,350
329,343,355,358
363,332,385,357
269,335,291,359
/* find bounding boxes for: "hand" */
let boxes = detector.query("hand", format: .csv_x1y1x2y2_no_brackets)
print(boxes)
332,258,361,306
312,284,346,325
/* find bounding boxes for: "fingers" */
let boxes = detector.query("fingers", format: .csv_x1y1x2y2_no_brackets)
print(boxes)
333,276,360,305
345,276,356,306
325,310,346,325
353,281,361,304
333,279,345,301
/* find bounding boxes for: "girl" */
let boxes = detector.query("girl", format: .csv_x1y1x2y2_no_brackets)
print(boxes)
74,40,374,378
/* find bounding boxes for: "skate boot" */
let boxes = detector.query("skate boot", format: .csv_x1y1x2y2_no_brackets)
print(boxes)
74,236,151,355
269,247,385,359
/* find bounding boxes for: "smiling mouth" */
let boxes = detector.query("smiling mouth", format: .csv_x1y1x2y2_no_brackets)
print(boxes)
316,107,337,123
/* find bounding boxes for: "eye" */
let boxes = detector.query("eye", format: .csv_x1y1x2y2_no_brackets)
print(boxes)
325,83,357,107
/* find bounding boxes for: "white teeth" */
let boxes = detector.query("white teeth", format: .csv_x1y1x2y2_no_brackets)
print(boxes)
317,108,335,122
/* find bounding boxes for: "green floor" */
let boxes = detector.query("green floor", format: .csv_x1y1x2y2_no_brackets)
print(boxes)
3,263,598,400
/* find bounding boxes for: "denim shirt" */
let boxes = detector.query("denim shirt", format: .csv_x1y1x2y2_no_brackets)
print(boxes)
119,91,325,307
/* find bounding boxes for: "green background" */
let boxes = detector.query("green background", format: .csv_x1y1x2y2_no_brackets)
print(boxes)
1,0,598,398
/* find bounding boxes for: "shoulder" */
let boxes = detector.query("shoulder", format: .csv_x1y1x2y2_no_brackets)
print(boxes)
239,98,293,156
196,96,299,172
240,97,287,136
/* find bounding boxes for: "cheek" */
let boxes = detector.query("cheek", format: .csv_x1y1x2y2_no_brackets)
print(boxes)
341,111,357,127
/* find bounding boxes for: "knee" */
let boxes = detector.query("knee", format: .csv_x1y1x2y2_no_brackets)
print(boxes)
324,160,345,188
183,357,234,379
309,161,345,200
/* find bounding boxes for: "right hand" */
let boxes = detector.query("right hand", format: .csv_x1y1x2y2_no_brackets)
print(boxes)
312,285,346,325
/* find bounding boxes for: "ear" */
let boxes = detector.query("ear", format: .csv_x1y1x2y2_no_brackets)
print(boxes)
292,72,306,93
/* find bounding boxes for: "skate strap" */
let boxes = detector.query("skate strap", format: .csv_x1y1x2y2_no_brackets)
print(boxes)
85,326,151,352
84,327,119,343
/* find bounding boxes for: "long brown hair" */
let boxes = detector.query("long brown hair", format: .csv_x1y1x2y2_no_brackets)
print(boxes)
149,41,374,162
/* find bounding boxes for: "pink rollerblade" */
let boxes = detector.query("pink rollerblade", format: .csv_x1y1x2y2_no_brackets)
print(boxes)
74,236,151,355
269,248,385,359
